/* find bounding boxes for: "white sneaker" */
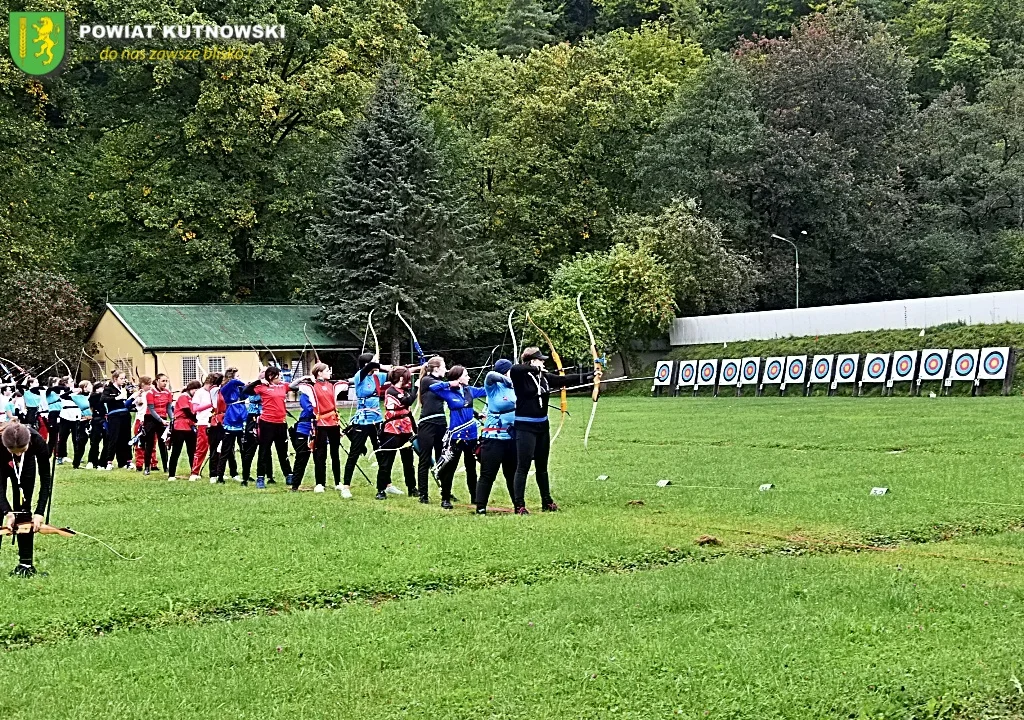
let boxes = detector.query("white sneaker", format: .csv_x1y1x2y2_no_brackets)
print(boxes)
384,485,404,496
103,463,112,471
334,484,341,491
340,486,352,499
314,485,325,494
63,456,72,464
168,476,176,482
233,476,241,483
189,474,200,482
85,463,94,470
209,477,218,484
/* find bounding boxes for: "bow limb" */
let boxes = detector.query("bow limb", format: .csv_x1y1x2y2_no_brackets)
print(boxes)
303,323,321,364
576,293,602,449
55,351,72,383
367,310,380,363
525,312,568,444
395,304,426,366
508,309,519,363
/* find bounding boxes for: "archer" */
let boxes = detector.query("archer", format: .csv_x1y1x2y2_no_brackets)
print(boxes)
1,422,53,576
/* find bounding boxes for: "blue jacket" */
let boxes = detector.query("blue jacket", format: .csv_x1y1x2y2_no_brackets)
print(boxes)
221,378,247,431
295,383,315,436
482,372,516,441
352,369,387,426
429,382,485,441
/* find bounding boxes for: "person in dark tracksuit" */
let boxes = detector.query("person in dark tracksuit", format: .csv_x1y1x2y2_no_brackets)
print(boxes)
475,359,517,514
430,365,486,510
102,371,132,470
1,423,53,576
86,381,107,469
508,347,589,515
240,394,261,487
289,377,316,492
414,356,447,504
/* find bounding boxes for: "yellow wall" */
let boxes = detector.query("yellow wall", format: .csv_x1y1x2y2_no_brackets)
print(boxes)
83,310,145,381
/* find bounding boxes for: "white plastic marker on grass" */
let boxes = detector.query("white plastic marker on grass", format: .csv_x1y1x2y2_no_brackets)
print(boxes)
759,483,774,492
870,487,889,496
656,479,672,488
597,475,609,481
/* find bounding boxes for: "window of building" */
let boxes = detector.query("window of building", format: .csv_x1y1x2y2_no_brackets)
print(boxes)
89,361,106,381
114,357,134,377
182,356,200,384
208,356,225,375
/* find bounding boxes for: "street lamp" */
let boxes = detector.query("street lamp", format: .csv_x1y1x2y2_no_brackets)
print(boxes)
771,232,805,309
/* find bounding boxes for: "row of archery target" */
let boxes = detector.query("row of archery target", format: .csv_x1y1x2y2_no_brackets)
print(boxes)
652,347,1016,395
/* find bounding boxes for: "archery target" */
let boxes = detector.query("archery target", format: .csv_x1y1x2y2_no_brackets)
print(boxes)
677,360,697,387
720,359,741,386
917,349,949,380
653,360,674,387
697,359,719,386
835,354,859,383
810,355,834,383
763,356,786,384
739,357,761,386
786,355,807,383
861,353,891,383
950,349,980,380
890,351,918,382
978,347,1010,380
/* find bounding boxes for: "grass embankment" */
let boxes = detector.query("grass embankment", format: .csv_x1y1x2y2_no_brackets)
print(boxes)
1,397,1023,718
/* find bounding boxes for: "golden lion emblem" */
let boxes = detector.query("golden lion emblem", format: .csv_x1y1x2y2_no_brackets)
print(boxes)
32,16,60,66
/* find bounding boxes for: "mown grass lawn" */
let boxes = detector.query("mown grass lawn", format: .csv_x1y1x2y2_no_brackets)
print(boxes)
2,396,1024,719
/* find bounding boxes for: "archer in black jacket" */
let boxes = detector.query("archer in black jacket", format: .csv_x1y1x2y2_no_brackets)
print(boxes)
0,423,53,576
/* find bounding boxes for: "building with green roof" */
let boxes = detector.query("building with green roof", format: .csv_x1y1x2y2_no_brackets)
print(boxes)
84,304,357,388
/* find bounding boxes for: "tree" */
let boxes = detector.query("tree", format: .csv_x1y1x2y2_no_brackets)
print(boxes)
526,243,675,374
0,272,93,371
432,26,706,287
615,198,758,316
496,0,558,57
305,66,497,364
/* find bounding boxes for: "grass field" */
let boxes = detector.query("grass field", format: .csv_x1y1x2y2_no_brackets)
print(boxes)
3,396,1024,719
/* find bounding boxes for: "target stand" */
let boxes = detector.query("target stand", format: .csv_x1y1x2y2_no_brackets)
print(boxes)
975,347,1016,396
915,348,950,396
885,351,919,396
945,349,981,396
651,360,675,397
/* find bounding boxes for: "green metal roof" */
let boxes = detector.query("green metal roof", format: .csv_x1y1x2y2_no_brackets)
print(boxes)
106,304,355,351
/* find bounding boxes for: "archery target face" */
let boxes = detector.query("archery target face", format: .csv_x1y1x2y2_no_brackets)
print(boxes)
950,349,980,380
918,349,949,380
763,357,786,384
835,354,859,383
978,347,1010,380
721,359,740,385
891,351,917,381
740,357,761,385
861,353,890,383
677,361,697,387
811,355,834,382
697,360,719,386
786,356,807,382
654,361,674,386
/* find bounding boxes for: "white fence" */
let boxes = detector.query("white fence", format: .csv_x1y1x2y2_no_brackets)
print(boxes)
670,290,1024,346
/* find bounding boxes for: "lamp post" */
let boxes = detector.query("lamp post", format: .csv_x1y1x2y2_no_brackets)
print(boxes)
771,232,804,309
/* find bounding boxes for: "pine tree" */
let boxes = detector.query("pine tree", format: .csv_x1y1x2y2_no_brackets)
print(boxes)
496,0,557,58
305,66,498,363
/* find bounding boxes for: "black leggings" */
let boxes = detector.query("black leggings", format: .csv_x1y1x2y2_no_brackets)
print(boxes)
167,429,197,477
343,424,379,486
415,420,446,498
212,429,242,480
88,417,106,467
206,425,226,479
512,422,553,508
437,438,478,503
58,418,76,459
476,438,517,510
375,432,416,493
257,420,292,480
313,425,342,488
104,412,132,467
46,411,60,455
241,418,259,482
290,428,312,490
142,416,168,472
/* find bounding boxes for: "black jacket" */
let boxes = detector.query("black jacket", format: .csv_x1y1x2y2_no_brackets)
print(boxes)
0,430,52,516
417,372,448,425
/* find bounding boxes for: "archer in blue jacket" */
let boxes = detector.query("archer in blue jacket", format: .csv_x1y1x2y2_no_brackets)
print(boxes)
429,365,486,509
474,360,518,513
211,370,245,482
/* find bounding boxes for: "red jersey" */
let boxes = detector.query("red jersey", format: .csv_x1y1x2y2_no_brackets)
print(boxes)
382,386,415,436
254,382,288,424
172,394,195,431
212,389,227,427
312,380,341,426
146,389,173,420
